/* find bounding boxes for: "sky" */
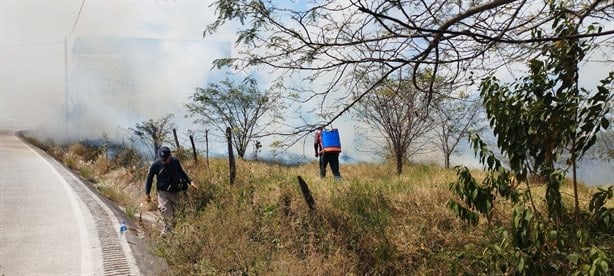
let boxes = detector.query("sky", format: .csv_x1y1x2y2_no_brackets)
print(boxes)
1,0,611,184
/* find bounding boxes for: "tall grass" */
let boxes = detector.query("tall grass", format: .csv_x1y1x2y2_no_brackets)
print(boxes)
31,138,612,275
145,159,491,275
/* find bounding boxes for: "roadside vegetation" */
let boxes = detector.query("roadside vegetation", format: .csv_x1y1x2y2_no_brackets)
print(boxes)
23,136,613,275
19,1,613,274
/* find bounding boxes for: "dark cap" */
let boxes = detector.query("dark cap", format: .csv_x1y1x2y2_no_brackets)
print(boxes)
159,146,171,159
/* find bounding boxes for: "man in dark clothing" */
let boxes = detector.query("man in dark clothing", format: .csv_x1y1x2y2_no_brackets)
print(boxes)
314,126,342,179
144,146,197,235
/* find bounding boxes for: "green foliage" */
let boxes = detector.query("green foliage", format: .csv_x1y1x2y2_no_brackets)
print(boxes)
589,186,614,233
63,152,79,170
477,10,612,219
96,184,133,206
129,114,175,159
449,2,613,274
78,165,97,183
474,213,613,275
448,134,521,225
448,166,492,225
579,73,614,158
186,76,283,159
574,245,611,276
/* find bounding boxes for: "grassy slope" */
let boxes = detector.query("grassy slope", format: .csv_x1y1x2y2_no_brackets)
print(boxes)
36,141,613,275
148,158,488,275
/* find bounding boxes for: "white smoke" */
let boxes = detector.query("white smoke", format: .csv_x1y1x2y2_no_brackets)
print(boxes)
1,0,233,143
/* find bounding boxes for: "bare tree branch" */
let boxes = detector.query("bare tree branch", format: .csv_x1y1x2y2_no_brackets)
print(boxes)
204,0,613,144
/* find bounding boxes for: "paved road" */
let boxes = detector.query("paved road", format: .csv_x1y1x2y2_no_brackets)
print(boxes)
0,129,139,275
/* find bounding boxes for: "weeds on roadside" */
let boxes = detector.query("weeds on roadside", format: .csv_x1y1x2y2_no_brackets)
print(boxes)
27,136,612,275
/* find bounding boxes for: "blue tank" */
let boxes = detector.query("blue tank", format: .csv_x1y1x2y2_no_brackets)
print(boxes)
321,129,341,148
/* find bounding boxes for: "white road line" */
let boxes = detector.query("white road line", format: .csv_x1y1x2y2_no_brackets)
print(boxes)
23,142,94,276
21,135,140,275
61,163,141,275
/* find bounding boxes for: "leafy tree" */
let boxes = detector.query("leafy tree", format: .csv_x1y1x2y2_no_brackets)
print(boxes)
354,75,433,175
204,0,613,132
130,114,175,160
479,18,612,218
186,76,282,159
448,3,612,274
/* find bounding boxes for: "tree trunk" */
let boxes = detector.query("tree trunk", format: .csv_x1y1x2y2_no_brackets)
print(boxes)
153,141,160,160
395,151,403,175
572,138,579,216
205,129,209,169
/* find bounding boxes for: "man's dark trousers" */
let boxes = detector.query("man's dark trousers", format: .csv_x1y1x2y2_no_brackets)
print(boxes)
320,152,341,178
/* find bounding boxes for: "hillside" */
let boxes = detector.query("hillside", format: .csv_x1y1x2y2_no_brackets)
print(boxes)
29,139,613,275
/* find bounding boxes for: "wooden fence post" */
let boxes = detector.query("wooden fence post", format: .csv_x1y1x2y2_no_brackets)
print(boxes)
189,134,197,163
297,176,316,211
172,128,181,156
226,127,236,185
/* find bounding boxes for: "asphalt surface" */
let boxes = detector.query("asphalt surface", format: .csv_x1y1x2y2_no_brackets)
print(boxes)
0,129,142,275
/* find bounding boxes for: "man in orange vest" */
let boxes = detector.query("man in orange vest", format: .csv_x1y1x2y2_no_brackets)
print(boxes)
314,126,342,179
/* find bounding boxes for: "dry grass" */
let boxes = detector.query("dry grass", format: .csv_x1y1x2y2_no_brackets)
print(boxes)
144,160,493,275
40,142,613,275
